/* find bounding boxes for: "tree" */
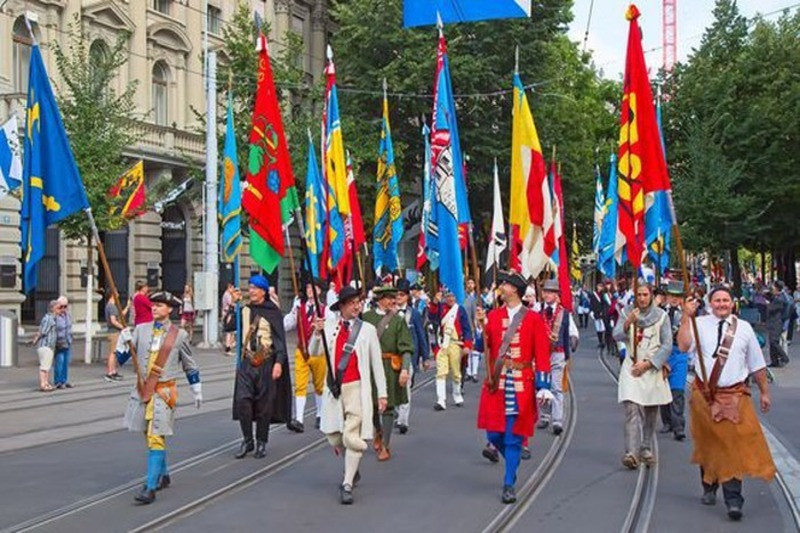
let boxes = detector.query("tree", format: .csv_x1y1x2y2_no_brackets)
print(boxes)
52,17,139,240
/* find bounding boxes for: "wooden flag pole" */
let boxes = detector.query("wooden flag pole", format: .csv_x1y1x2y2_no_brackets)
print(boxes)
468,223,481,303
283,225,308,357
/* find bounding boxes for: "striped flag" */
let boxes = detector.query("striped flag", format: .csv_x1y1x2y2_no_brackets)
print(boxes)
485,159,507,273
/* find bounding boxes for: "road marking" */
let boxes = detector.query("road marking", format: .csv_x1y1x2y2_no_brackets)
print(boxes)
762,423,800,527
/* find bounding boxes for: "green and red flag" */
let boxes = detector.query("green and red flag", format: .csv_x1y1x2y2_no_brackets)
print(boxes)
242,33,299,273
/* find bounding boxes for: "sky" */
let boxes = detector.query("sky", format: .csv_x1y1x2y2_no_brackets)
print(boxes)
565,0,798,79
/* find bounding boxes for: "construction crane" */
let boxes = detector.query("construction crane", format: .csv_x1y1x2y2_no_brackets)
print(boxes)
663,0,677,71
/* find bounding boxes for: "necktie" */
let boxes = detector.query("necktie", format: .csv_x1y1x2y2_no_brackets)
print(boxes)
341,320,350,332
545,306,553,320
713,319,725,358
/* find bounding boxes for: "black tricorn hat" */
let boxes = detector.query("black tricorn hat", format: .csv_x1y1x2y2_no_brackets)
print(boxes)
149,290,182,307
497,270,528,297
331,285,362,311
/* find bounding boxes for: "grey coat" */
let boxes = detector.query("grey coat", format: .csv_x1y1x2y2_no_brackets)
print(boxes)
123,321,200,436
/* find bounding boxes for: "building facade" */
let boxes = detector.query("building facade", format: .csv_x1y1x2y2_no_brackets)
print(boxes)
0,0,330,331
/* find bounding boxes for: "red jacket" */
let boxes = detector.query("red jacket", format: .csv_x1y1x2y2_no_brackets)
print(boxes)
477,306,551,436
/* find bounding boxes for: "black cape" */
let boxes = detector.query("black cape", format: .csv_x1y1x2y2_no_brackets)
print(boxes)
232,301,292,424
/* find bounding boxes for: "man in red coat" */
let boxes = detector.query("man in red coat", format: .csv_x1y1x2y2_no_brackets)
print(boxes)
476,271,553,504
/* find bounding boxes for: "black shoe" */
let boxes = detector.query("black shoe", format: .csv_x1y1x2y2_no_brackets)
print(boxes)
673,430,686,441
134,487,156,505
287,420,305,433
315,417,321,430
482,445,499,463
727,504,743,521
398,424,408,434
433,403,445,411
537,419,549,430
701,491,717,506
340,483,354,505
353,470,361,487
501,485,517,504
157,474,171,490
234,440,254,459
254,441,267,459
552,424,563,436
521,447,532,460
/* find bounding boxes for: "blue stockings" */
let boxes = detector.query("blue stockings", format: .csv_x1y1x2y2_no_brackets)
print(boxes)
486,416,523,487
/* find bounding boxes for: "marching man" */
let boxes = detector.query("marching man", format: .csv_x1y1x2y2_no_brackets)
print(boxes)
429,287,473,410
394,279,431,434
476,271,553,504
310,286,387,504
284,275,327,433
117,290,202,505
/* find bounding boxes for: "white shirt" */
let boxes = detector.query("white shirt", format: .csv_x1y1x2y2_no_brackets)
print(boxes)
506,302,523,322
688,314,766,387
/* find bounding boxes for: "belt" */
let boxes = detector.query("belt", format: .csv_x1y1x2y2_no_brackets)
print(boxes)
503,359,532,371
381,352,401,360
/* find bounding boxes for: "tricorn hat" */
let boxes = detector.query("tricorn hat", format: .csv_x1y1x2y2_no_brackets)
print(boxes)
497,270,528,297
331,285,362,311
149,290,182,307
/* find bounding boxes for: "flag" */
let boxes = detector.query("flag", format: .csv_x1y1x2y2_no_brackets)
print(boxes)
373,91,404,273
219,97,242,262
345,151,366,249
304,133,326,279
592,162,605,255
0,115,22,198
598,154,623,279
322,47,350,219
551,164,572,311
242,34,298,274
403,0,531,27
571,223,582,282
108,160,146,219
548,159,561,267
646,88,672,273
485,159,507,273
428,28,470,303
509,72,551,278
20,45,90,292
417,122,436,270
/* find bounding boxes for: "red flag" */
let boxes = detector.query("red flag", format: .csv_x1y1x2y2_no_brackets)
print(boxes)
242,34,296,260
108,160,146,219
552,165,572,312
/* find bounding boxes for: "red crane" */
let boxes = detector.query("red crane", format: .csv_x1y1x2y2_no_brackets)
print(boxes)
663,0,677,71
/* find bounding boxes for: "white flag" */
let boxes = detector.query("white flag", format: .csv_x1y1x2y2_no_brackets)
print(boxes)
0,115,22,198
485,160,507,272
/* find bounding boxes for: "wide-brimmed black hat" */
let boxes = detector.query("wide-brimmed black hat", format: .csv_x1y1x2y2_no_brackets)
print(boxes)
395,279,412,294
497,270,528,297
331,286,362,311
149,290,182,307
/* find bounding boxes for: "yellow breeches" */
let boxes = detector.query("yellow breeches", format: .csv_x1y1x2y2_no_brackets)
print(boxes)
294,348,327,397
436,344,463,382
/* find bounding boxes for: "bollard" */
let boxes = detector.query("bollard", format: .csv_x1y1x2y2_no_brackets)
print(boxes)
0,310,19,367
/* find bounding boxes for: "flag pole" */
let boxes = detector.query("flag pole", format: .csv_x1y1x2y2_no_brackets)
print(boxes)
283,224,308,356
468,224,481,305
85,208,143,390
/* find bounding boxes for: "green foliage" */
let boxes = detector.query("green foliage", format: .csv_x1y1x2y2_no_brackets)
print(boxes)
52,16,139,241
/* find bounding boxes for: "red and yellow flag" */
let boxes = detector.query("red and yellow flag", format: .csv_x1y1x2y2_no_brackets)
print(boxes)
108,160,146,218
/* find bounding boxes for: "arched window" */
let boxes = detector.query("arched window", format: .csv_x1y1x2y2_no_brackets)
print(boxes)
12,17,37,92
152,61,169,126
89,40,109,65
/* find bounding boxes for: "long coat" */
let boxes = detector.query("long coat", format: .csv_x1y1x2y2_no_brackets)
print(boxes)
477,307,551,437
308,317,387,440
362,309,414,408
123,321,199,436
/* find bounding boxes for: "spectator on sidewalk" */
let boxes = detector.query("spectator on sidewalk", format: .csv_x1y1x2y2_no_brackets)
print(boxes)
53,296,74,389
33,300,59,392
180,284,196,344
133,281,153,326
765,286,790,367
104,291,129,382
222,283,240,354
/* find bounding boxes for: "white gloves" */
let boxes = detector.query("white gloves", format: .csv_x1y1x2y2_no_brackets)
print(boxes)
190,383,203,409
119,327,133,343
536,389,555,405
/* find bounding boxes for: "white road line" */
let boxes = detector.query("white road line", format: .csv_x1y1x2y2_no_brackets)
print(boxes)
761,423,800,527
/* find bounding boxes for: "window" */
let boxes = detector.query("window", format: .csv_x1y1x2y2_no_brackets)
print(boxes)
207,5,222,35
89,40,109,75
12,17,36,92
152,61,169,126
153,0,171,15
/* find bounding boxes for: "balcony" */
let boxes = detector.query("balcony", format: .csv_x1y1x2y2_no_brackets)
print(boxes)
127,121,205,165
0,93,26,125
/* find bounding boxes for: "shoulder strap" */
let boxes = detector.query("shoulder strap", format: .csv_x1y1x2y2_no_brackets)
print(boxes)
549,307,566,343
490,308,529,389
376,312,396,339
328,319,363,397
708,316,739,392
138,325,179,403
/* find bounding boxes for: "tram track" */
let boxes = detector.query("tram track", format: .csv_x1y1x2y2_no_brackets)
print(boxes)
598,350,658,533
482,376,577,533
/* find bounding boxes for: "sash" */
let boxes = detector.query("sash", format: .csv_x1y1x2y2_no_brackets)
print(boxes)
707,315,739,399
327,319,363,399
439,305,459,348
138,325,179,403
376,311,396,339
545,306,566,345
488,307,529,392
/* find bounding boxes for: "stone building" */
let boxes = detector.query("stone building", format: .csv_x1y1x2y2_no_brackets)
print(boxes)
0,0,331,333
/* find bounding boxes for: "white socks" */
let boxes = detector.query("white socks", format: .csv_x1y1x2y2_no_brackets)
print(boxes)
314,393,323,416
436,379,447,408
343,449,362,486
453,381,464,405
294,395,307,423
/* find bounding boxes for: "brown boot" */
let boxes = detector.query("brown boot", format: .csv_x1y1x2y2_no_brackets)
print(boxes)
372,431,383,453
377,446,391,461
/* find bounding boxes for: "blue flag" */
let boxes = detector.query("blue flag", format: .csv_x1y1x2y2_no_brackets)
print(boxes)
592,163,605,255
20,45,89,292
421,123,439,271
219,95,242,263
428,32,470,303
645,95,672,273
403,0,531,27
373,94,404,274
597,154,620,279
304,134,326,279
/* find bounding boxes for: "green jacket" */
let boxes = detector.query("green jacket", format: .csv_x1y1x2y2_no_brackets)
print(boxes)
361,309,414,370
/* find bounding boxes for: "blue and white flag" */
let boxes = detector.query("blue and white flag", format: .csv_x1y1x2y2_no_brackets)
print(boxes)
0,115,22,198
219,95,242,263
404,0,531,27
597,154,623,279
592,163,605,255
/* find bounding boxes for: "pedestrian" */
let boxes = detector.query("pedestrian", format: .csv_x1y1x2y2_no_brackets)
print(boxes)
32,300,58,392
309,286,388,505
476,270,553,504
132,281,153,326
577,286,591,329
613,282,672,469
678,286,776,521
222,285,240,355
232,274,292,459
284,275,328,433
104,290,129,382
536,279,579,437
180,284,196,344
764,286,789,367
659,281,689,441
361,283,412,461
117,290,203,505
52,296,74,389
325,281,338,308
589,282,608,352
464,278,482,384
394,279,430,434
429,287,473,410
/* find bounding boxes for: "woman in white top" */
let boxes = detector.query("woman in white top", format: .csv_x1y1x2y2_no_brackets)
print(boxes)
180,285,196,344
